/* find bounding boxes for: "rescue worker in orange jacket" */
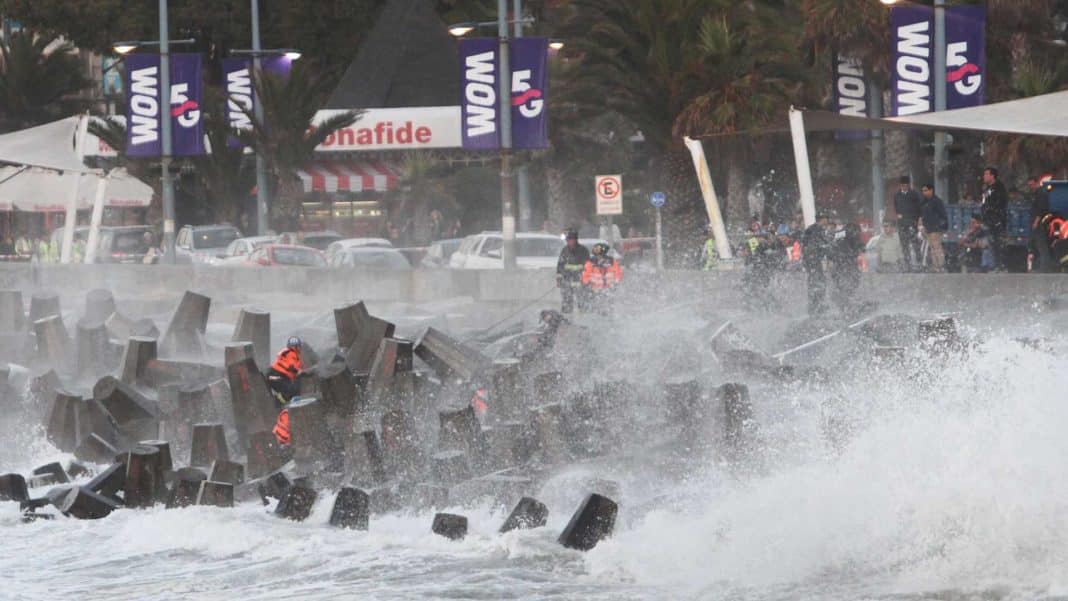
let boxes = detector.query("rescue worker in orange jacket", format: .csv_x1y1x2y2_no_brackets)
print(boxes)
268,336,304,404
581,243,623,309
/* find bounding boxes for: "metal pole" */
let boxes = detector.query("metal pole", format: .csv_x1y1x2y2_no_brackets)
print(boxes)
655,206,663,271
933,0,948,201
870,83,885,228
251,0,269,235
513,0,522,37
160,0,176,263
498,0,516,269
512,0,531,233
787,108,817,227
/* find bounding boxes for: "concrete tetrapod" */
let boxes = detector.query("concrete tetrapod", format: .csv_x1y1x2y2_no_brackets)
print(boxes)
160,290,211,357
275,483,318,522
84,289,117,324
226,357,277,450
166,467,208,508
232,307,270,371
123,444,165,509
34,315,71,366
86,463,126,502
329,487,370,530
432,513,468,541
74,434,121,464
557,493,618,551
0,289,24,332
209,460,245,486
500,497,549,533
58,486,121,519
76,319,115,376
196,481,234,508
0,473,28,502
119,337,157,387
190,424,229,467
31,462,70,486
246,430,286,480
28,291,60,323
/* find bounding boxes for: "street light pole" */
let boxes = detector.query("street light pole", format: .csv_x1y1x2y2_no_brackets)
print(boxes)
498,0,517,269
251,0,270,236
159,0,176,263
513,0,532,233
933,0,948,201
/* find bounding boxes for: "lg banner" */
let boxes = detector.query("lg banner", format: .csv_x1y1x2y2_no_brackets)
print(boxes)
832,53,869,140
460,37,549,150
125,53,205,157
891,6,985,116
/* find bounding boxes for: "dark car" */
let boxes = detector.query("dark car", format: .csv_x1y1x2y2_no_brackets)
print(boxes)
96,226,156,264
176,224,242,264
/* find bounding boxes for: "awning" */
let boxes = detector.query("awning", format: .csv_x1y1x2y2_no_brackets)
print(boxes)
0,166,153,212
296,161,400,194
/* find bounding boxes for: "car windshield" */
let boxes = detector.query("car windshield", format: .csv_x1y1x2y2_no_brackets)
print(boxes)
302,235,341,250
112,231,151,254
192,228,240,249
349,251,410,269
518,238,564,257
273,248,325,267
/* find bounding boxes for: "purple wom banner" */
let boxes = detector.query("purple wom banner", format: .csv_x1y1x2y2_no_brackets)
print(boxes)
224,56,294,148
891,5,985,116
510,37,549,150
125,53,205,157
832,53,870,140
460,38,500,150
944,5,985,110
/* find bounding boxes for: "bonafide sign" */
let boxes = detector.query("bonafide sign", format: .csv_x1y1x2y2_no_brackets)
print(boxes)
314,107,462,151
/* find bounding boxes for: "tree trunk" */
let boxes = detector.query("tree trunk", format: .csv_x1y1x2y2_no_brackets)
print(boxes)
545,166,586,232
658,149,705,269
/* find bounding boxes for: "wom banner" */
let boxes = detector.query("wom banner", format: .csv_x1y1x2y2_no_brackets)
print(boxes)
832,53,869,140
125,53,205,157
891,5,985,116
460,38,550,150
223,56,294,148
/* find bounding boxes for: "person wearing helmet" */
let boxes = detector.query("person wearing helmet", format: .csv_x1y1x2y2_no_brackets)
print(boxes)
267,336,305,404
556,229,590,314
701,225,719,271
581,242,623,310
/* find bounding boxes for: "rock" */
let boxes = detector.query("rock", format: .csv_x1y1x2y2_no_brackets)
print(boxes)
58,486,121,519
0,473,29,502
431,513,467,540
209,460,245,486
329,487,370,530
500,497,549,533
74,433,121,465
119,336,157,387
160,290,211,357
558,493,618,551
275,483,318,521
190,423,229,467
196,481,234,508
232,307,271,371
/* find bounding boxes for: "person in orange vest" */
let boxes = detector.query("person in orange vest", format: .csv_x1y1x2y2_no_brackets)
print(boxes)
267,336,304,405
470,386,489,420
581,243,623,309
273,409,291,446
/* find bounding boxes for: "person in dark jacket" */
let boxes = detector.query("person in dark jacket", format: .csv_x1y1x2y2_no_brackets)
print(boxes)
802,214,832,315
893,175,922,271
919,184,949,272
1027,175,1054,273
556,229,589,314
831,222,865,312
981,166,1009,271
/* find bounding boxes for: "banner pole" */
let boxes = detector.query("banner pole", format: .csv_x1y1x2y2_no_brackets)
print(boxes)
159,0,176,264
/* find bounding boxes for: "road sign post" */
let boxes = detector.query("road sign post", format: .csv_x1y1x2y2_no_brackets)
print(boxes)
596,175,622,248
651,191,665,271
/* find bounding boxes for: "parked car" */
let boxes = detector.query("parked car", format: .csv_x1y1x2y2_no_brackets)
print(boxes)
96,226,156,263
449,232,564,269
245,244,326,268
214,235,279,265
175,224,242,264
420,238,464,268
298,231,343,251
324,238,394,264
329,247,411,270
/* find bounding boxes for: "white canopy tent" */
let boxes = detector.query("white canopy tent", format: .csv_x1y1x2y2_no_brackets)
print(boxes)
0,116,154,263
789,89,1068,226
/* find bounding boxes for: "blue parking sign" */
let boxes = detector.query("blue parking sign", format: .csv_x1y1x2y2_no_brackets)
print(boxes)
650,191,666,208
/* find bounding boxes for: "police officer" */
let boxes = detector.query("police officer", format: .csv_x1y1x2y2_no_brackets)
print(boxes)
802,214,832,315
556,229,589,314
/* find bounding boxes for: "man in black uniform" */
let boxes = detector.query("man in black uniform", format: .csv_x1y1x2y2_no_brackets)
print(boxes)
981,166,1009,271
893,175,922,271
1027,175,1053,273
802,214,832,316
556,229,589,313
831,222,865,313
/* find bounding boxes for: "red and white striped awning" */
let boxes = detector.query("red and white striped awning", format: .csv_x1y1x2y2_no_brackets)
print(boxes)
296,161,400,194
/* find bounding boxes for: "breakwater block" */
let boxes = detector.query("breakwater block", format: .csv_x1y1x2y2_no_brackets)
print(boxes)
0,473,28,502
58,486,121,519
85,289,116,323
139,440,174,473
558,493,618,551
432,513,467,540
160,290,211,357
196,481,234,508
94,376,157,425
46,391,83,453
247,430,285,480
414,327,488,382
76,319,115,375
329,487,370,530
232,307,271,370
119,337,157,387
500,497,549,533
287,396,332,468
275,483,318,522
190,423,229,467
0,289,24,331
431,450,471,485
209,460,245,486
258,470,294,503
86,463,125,500
719,383,753,455
31,462,70,486
21,512,54,523
224,342,254,367
317,361,360,417
123,444,164,508
166,467,207,508
350,429,387,486
339,302,396,374
66,461,91,479
438,406,482,456
227,358,277,449
34,315,70,365
28,291,60,323
919,317,959,351
366,337,414,405
529,403,566,464
74,434,121,464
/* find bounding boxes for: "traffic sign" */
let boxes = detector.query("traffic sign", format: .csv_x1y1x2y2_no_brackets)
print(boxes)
650,191,666,208
595,174,623,216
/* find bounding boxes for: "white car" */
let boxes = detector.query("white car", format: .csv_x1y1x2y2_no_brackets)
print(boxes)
449,232,564,269
329,247,411,270
214,235,278,265
324,238,394,264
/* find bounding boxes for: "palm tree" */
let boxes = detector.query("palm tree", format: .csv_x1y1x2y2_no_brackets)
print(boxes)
558,0,806,265
238,65,360,231
0,31,92,132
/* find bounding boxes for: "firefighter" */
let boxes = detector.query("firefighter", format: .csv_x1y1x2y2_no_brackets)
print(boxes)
701,225,719,271
581,243,623,311
830,222,865,313
802,214,832,316
556,229,590,314
267,336,304,404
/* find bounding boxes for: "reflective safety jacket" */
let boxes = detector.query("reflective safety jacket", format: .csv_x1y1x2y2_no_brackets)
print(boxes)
14,237,31,257
1048,217,1068,242
470,387,489,417
273,409,291,445
581,257,623,290
702,238,718,271
271,347,302,381
557,244,591,281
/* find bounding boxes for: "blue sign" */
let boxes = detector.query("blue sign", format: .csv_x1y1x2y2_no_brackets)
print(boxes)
650,191,666,208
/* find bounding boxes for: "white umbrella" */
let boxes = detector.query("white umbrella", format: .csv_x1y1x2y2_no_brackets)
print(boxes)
0,166,153,211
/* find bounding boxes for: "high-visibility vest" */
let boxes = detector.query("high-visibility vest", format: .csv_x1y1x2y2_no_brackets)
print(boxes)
581,259,623,290
271,347,302,380
273,409,291,445
470,387,488,417
702,238,718,271
1049,218,1068,241
788,241,802,262
14,237,31,257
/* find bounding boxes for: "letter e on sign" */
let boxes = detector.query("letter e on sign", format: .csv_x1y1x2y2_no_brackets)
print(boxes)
596,175,623,216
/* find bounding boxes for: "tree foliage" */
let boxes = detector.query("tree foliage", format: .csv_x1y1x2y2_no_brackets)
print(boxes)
0,31,91,131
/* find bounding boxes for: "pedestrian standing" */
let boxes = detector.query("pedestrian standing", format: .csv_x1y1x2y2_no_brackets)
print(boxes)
556,229,589,314
14,231,32,259
802,214,832,316
893,175,922,271
1027,174,1053,273
919,184,948,272
980,166,1008,271
831,222,865,313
